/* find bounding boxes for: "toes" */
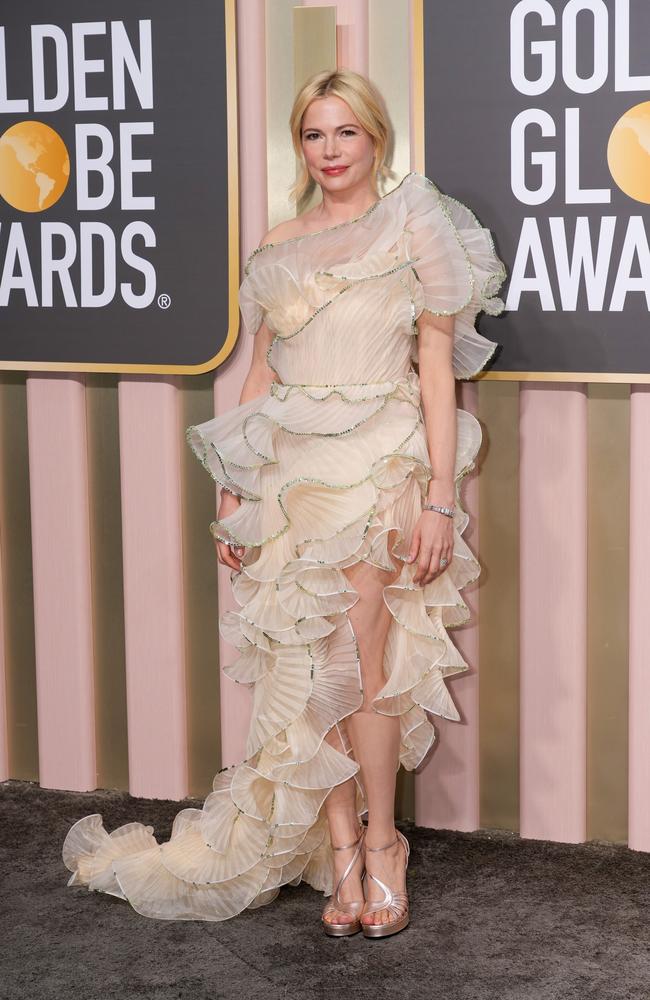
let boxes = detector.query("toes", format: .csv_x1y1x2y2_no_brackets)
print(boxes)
360,906,403,926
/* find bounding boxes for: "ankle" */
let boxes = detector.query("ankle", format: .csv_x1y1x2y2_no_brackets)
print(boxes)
328,820,363,850
365,826,398,851
327,807,359,828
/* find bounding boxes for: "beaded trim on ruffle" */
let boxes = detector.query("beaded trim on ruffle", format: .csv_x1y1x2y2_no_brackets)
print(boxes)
268,374,419,403
242,170,421,275
209,440,428,551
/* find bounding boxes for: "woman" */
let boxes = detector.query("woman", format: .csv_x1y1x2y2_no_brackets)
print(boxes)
62,69,507,939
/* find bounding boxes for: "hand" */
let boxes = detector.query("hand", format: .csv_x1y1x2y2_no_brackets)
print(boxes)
407,508,454,586
214,491,246,570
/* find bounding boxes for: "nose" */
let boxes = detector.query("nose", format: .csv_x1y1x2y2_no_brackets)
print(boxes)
323,135,341,159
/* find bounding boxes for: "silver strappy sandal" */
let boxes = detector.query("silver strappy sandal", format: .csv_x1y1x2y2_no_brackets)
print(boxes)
321,826,366,937
360,829,410,938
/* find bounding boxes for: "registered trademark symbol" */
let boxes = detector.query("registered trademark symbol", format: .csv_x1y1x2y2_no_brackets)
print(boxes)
158,293,171,309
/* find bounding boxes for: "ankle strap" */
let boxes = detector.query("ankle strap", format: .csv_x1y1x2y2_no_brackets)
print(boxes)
331,826,365,852
365,833,399,852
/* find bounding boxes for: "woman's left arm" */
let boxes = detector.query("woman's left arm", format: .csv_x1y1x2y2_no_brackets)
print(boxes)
407,310,457,585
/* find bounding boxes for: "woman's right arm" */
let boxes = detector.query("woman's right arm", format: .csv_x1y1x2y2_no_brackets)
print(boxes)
216,244,280,570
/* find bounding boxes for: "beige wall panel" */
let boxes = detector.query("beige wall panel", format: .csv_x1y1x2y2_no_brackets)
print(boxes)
85,375,129,791
265,2,336,227
293,7,338,215
477,379,520,831
0,375,38,780
181,375,222,796
586,384,629,844
266,0,301,227
294,6,337,94
368,0,411,187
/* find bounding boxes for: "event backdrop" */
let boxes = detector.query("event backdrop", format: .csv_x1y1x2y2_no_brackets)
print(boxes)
0,0,236,373
425,0,650,380
1,0,650,858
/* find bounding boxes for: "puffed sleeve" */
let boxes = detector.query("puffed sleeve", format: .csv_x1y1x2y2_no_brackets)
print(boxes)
238,251,271,335
405,173,507,379
238,249,331,338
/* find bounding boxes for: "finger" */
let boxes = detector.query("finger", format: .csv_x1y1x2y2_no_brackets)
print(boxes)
423,546,444,585
422,561,437,585
414,548,433,584
439,546,453,572
407,529,420,563
216,542,242,570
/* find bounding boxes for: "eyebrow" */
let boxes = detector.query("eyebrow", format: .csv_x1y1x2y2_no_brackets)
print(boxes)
302,123,360,132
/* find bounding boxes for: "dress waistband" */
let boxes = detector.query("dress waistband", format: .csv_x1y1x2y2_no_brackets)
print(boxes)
268,373,421,406
270,373,418,391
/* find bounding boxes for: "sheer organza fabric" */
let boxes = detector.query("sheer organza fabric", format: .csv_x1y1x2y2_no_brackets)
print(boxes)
61,171,507,921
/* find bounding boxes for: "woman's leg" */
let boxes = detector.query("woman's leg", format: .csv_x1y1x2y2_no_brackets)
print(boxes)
325,531,404,923
321,726,364,925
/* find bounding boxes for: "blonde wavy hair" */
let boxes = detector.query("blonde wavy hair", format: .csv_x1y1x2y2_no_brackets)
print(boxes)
288,69,396,207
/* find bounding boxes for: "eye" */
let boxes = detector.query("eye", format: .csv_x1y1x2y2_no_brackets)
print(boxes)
303,129,358,140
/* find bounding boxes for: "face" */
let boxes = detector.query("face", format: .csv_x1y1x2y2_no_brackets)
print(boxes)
300,95,376,192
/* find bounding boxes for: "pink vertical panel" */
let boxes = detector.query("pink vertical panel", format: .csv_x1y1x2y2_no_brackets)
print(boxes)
415,381,481,830
628,386,650,852
0,534,8,780
118,377,187,799
26,375,96,790
300,0,367,75
519,384,588,843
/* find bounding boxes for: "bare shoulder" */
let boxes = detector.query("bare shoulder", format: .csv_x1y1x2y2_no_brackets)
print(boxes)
259,209,321,248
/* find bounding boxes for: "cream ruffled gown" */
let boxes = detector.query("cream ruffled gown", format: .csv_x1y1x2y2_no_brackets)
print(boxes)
61,172,507,921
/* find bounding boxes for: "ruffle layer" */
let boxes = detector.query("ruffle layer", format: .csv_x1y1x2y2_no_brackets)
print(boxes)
238,171,507,379
62,374,484,921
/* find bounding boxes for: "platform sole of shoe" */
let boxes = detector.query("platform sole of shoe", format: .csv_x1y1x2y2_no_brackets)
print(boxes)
361,912,410,938
322,917,362,937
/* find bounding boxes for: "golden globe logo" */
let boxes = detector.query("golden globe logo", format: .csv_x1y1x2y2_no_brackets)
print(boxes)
608,101,650,206
0,20,156,309
506,0,650,314
0,121,70,211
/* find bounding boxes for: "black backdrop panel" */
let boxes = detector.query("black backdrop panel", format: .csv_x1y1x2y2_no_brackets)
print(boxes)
0,0,229,370
423,0,650,377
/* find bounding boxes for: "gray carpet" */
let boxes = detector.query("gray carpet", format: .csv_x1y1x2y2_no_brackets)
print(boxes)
3,778,650,1000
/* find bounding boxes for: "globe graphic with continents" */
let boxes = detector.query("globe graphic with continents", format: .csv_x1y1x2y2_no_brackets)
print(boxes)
607,101,650,205
0,120,70,213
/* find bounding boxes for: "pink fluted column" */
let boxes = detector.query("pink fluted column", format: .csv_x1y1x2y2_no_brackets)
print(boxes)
519,383,588,843
26,375,96,790
0,527,8,780
415,381,481,830
628,385,650,851
118,377,188,799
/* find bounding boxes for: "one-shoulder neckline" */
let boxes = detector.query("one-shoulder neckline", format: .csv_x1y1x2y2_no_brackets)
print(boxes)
244,170,424,274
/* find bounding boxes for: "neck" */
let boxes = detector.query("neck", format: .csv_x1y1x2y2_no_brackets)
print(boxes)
316,176,379,224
